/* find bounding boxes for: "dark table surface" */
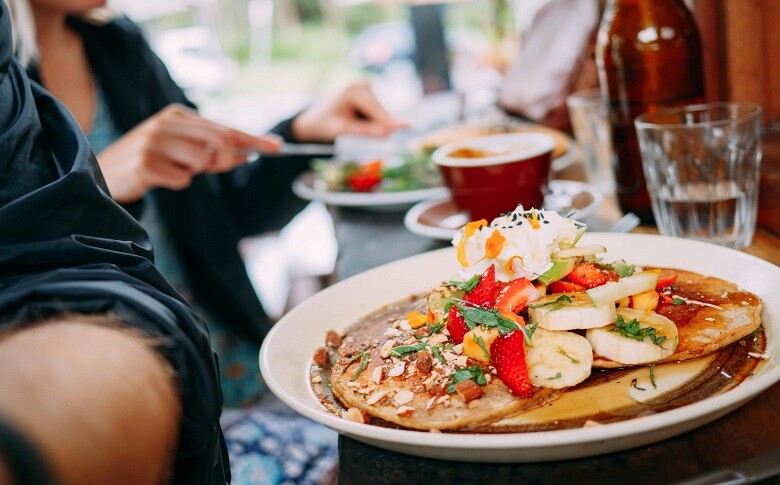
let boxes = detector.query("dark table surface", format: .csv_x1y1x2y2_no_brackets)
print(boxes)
326,201,780,485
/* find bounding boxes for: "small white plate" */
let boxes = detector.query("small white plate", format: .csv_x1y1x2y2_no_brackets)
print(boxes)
292,171,450,211
259,233,780,462
403,179,603,241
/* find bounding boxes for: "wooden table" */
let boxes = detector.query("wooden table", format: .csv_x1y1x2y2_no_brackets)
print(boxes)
327,194,780,485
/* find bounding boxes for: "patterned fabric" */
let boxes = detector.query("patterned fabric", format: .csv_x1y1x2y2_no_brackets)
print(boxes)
222,394,338,485
87,86,338,483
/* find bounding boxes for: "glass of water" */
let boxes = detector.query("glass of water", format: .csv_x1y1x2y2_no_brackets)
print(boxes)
566,89,615,194
634,102,762,249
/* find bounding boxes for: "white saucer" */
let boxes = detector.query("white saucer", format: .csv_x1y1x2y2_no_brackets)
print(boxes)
403,180,603,241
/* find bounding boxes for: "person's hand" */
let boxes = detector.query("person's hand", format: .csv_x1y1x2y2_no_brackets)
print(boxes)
96,104,282,204
291,82,407,143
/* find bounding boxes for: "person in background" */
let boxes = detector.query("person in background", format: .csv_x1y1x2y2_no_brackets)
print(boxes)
498,0,600,132
0,2,222,481
7,0,403,404
5,0,405,482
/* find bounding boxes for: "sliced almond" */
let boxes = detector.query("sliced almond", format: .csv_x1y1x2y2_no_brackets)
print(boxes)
379,340,395,358
366,390,387,405
371,366,384,384
395,405,415,417
388,361,406,377
393,389,415,406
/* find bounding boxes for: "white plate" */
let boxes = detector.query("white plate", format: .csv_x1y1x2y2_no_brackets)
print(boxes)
403,180,603,241
292,171,450,211
260,233,780,462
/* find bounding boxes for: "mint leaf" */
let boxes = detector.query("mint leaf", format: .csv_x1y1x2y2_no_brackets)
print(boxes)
389,343,427,357
453,303,520,334
430,346,445,364
610,316,667,347
559,347,580,364
447,274,480,292
529,295,572,312
350,352,370,381
447,365,487,393
474,334,490,360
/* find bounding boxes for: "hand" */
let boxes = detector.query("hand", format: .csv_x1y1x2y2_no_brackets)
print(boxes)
291,82,407,143
96,104,282,204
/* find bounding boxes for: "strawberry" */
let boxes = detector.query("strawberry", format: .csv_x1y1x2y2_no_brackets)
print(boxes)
565,262,619,289
495,277,540,314
465,265,497,308
655,272,678,291
547,280,585,293
490,330,533,397
446,305,469,344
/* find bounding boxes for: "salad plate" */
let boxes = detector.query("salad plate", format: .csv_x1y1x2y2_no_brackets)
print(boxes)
292,170,450,211
404,180,603,241
259,233,780,462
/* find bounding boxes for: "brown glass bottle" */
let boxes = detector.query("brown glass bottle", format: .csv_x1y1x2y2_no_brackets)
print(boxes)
595,0,705,224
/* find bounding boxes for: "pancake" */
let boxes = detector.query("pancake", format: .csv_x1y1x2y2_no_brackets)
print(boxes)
321,268,762,429
592,268,763,368
329,299,562,431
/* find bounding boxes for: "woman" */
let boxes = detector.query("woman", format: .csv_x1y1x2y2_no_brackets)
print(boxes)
7,0,404,481
11,0,401,402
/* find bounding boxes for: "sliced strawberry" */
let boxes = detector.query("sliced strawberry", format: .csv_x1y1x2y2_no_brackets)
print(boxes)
490,330,533,397
465,265,497,308
446,305,469,344
655,272,678,291
495,277,540,314
547,280,585,294
565,262,619,289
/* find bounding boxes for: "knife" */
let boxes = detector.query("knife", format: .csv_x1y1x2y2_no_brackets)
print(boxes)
673,445,780,484
239,143,335,159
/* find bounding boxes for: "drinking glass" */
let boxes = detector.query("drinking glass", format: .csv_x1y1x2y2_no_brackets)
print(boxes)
634,102,762,248
566,89,615,194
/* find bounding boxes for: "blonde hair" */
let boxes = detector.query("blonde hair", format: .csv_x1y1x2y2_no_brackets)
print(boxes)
4,0,37,67
2,0,120,67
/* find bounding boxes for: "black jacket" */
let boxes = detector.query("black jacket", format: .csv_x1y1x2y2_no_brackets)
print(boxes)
32,15,312,344
0,5,227,483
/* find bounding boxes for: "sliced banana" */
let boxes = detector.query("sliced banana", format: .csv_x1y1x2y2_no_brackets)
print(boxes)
525,327,593,389
586,308,679,365
529,292,616,331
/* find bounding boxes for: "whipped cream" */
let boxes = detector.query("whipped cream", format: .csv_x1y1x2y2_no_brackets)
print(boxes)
452,206,580,282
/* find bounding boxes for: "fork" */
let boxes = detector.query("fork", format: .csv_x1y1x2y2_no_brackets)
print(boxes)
607,212,641,233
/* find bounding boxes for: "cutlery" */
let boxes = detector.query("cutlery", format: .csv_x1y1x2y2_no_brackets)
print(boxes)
607,212,640,233
240,143,335,159
673,445,780,484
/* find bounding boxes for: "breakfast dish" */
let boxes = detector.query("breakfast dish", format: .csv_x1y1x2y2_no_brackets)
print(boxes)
260,230,779,462
312,207,765,433
403,180,603,240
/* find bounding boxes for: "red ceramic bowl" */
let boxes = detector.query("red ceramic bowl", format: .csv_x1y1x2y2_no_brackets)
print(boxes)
432,133,555,221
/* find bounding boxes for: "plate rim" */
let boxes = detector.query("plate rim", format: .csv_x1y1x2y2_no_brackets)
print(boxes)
259,233,780,461
403,179,604,241
292,170,451,208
